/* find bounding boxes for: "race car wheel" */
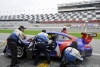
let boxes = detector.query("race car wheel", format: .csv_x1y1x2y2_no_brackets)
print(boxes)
17,46,25,58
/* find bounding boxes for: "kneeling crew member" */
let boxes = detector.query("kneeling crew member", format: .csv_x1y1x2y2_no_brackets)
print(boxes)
7,26,26,67
34,30,50,66
60,41,83,67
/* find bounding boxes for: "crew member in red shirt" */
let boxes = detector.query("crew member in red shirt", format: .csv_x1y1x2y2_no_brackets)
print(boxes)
61,28,67,34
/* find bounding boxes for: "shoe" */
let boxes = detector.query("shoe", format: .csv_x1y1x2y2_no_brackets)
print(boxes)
15,60,21,64
47,61,51,65
7,65,10,67
3,50,6,53
48,61,52,66
7,65,19,67
34,62,38,66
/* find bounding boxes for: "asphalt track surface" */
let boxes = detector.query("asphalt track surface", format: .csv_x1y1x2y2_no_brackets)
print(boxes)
0,31,100,67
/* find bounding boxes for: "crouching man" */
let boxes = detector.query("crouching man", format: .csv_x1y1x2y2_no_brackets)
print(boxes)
60,41,83,67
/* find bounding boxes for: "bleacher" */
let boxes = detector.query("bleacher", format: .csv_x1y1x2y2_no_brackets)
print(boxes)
0,10,100,21
0,10,100,29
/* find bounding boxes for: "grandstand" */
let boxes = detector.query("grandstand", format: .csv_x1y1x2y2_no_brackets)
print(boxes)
0,0,100,29
58,0,100,13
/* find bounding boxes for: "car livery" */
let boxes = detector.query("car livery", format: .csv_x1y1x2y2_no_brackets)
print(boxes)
4,31,97,58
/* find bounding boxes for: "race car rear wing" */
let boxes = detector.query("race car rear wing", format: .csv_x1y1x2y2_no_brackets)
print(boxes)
81,32,97,44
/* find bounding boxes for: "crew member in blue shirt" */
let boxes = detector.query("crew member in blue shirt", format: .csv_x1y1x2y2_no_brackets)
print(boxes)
60,41,83,67
7,26,26,67
34,30,50,66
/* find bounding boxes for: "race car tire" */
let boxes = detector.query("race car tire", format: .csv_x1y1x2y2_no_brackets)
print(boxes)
17,46,26,58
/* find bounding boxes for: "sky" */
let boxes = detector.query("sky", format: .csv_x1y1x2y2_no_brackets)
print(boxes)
0,0,91,15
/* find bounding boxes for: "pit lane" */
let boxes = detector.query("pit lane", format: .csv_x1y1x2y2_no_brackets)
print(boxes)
0,33,100,67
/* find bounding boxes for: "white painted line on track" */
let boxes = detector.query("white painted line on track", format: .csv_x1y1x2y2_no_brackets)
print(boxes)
92,53,100,56
0,40,5,42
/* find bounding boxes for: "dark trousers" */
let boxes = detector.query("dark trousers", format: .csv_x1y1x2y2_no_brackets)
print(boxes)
35,43,50,64
3,45,7,53
60,61,76,67
7,40,17,66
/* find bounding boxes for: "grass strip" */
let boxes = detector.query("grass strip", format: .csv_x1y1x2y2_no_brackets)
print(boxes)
0,29,99,39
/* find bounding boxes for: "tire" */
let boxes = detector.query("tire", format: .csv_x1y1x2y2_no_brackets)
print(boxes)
17,46,26,58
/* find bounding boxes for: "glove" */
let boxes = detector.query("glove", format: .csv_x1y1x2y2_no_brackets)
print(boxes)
75,59,83,64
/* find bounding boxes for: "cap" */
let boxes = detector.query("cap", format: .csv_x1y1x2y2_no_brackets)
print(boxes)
18,26,26,29
42,29,46,33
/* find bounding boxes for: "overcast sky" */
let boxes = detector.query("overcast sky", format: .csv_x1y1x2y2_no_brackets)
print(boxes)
0,0,90,15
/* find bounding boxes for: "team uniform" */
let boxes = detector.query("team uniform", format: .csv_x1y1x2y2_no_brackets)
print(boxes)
61,28,67,34
60,47,83,67
7,28,25,67
34,32,50,65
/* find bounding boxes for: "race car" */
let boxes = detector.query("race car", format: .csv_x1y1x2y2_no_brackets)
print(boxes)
4,31,97,58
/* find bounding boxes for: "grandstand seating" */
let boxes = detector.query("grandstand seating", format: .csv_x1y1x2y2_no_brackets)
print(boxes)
0,10,100,29
0,10,100,21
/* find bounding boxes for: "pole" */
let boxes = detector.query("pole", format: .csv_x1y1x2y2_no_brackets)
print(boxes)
7,11,8,15
33,9,34,14
42,9,44,14
20,10,21,15
85,20,88,32
47,8,49,14
24,10,25,14
38,9,39,14
52,8,54,14
15,10,16,15
29,10,30,15
11,11,12,15
85,25,87,32
3,11,4,15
